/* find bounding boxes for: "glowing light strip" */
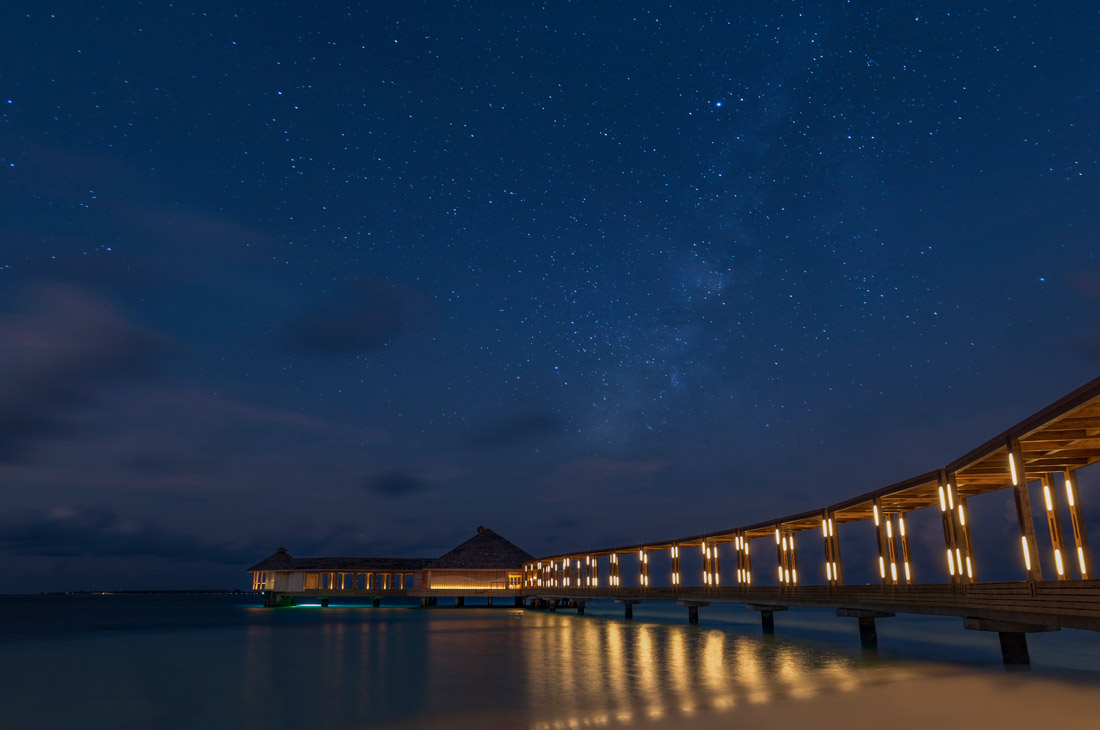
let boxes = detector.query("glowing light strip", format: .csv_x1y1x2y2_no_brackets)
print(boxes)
1044,485,1053,512
1055,549,1064,576
1009,452,1019,486
1021,536,1031,571
1066,477,1076,507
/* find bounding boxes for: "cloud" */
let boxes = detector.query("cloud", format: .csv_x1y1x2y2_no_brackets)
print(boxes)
0,285,166,462
467,410,565,448
284,279,431,355
364,470,433,498
0,507,252,564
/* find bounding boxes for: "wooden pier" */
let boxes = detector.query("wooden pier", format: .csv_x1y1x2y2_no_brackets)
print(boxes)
523,374,1100,666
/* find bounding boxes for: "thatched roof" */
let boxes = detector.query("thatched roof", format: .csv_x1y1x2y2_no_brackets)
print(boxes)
423,527,533,571
247,527,532,573
247,547,430,573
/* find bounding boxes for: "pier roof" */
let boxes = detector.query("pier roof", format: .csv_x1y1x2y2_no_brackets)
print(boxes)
247,547,431,573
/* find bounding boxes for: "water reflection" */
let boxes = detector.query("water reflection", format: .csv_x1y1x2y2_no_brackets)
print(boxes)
519,611,919,730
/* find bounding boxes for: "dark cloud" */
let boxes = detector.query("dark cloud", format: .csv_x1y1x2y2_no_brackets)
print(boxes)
364,470,433,498
284,279,431,355
0,507,252,564
0,285,166,462
467,410,565,448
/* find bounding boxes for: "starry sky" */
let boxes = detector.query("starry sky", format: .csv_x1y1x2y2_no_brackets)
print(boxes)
3,2,1100,591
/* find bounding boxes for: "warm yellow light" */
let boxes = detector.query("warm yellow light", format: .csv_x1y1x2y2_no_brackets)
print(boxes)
873,504,880,526
904,561,911,581
879,556,885,578
958,504,965,526
744,543,750,556
781,536,787,551
890,562,897,582
938,486,946,512
1044,485,1053,512
947,549,955,575
716,573,720,585
784,568,790,583
899,515,906,536
1055,549,1064,575
829,518,835,537
1079,547,1087,576
826,563,831,580
1066,478,1076,507
886,520,893,538
947,485,954,510
955,548,962,572
822,519,828,537
965,557,972,579
775,529,781,544
1009,453,1018,485
778,566,783,581
1021,536,1031,571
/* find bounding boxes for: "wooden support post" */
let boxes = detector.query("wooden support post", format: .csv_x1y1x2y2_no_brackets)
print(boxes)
788,532,798,585
897,512,913,584
775,526,787,586
1040,474,1070,580
688,605,699,624
743,534,753,585
1008,440,1043,581
957,496,976,583
937,471,961,584
761,610,774,632
372,597,380,607
1064,469,1093,578
872,497,891,585
823,511,835,586
963,617,1058,668
455,596,464,607
858,617,878,647
639,548,649,588
671,544,681,588
320,598,329,607
591,555,599,588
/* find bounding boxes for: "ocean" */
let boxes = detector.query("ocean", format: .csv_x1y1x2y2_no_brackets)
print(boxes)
1,594,1098,729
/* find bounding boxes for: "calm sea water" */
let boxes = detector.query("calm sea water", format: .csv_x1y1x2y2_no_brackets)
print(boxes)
1,595,1098,729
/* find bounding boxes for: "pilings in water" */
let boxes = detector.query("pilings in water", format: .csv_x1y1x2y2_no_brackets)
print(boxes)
616,599,640,619
320,598,330,608
836,608,895,648
747,603,786,633
963,617,1059,668
678,600,709,624
372,597,380,607
455,597,465,608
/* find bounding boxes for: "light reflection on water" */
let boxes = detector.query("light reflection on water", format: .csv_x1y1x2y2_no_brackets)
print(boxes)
0,596,1068,730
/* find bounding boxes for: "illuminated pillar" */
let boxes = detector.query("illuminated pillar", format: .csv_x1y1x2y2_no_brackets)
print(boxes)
788,532,799,585
735,532,753,587
1064,469,1093,578
896,512,913,584
775,526,787,585
702,540,713,587
1008,440,1043,581
937,471,962,584
712,541,721,586
671,544,681,587
639,549,650,588
872,497,891,585
957,495,976,583
1040,474,1069,580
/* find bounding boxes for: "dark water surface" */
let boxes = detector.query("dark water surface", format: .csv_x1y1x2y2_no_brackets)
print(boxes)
1,595,1097,729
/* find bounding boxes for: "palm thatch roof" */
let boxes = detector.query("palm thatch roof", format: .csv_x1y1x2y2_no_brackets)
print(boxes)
423,526,533,571
247,547,430,573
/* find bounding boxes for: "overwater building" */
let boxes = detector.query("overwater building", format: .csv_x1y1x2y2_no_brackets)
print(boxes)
248,526,532,606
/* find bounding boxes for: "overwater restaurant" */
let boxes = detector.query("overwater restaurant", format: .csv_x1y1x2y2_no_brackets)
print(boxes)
248,527,533,604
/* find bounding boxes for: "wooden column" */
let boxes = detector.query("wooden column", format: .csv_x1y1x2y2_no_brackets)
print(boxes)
897,512,913,584
742,534,752,585
1008,440,1043,581
1040,474,1069,579
671,544,681,587
884,512,899,584
713,541,722,586
639,549,649,588
872,498,891,585
822,512,836,586
957,496,975,583
735,532,752,586
788,532,798,585
937,471,961,583
1064,470,1093,579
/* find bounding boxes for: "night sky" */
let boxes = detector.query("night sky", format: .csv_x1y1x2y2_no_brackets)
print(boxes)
3,2,1100,592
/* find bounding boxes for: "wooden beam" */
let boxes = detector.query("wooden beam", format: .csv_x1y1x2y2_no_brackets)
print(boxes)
1039,474,1069,580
